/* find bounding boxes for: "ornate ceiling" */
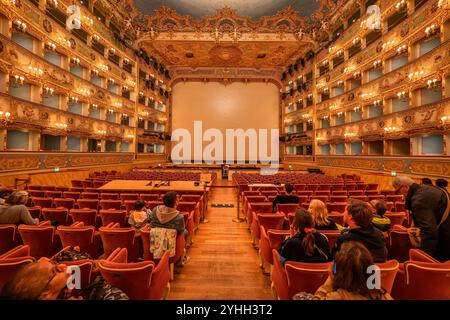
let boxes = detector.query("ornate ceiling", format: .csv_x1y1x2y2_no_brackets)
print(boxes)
107,0,344,75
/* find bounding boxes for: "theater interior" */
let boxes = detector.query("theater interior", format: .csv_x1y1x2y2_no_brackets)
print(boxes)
0,0,449,302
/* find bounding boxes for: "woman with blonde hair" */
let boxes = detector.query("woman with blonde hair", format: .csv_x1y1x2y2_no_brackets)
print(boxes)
308,199,338,230
0,191,38,225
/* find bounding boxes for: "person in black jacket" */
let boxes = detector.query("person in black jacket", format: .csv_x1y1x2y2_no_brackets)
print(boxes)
279,209,330,264
392,176,450,262
436,179,449,195
272,183,299,212
333,199,387,262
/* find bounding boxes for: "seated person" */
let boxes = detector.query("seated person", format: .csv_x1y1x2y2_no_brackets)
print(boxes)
421,178,433,186
0,255,128,300
272,183,299,212
314,241,392,300
333,199,387,262
369,199,391,232
151,191,186,237
436,178,449,195
279,209,330,264
308,199,338,230
128,200,150,231
0,191,38,225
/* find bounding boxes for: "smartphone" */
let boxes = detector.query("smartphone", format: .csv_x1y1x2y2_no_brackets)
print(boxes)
332,260,337,275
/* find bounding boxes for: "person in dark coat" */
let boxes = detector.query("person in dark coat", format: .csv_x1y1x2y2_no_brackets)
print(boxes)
333,199,387,262
272,183,299,212
392,176,450,262
436,179,449,195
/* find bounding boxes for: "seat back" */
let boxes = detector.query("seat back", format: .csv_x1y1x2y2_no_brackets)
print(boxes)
246,196,267,203
276,204,299,215
271,250,289,300
99,227,136,261
259,226,273,265
80,192,98,199
32,197,53,208
63,191,80,200
100,210,127,227
140,194,159,202
258,213,285,231
267,230,290,251
100,200,122,210
385,212,406,226
326,202,347,214
375,260,399,294
77,199,99,210
100,193,120,200
320,230,341,251
285,261,331,298
18,225,60,258
42,208,70,226
70,209,97,226
149,250,170,300
388,226,413,262
250,203,273,214
98,260,154,299
180,195,201,203
140,227,185,264
177,202,196,213
0,225,18,256
402,262,450,299
45,191,62,199
120,193,139,201
54,198,75,210
57,226,99,258
0,256,35,292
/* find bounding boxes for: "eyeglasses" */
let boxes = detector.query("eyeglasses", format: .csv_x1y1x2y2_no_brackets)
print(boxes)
34,260,66,300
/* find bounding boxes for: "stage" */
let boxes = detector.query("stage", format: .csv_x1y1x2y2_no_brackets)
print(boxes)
98,180,208,193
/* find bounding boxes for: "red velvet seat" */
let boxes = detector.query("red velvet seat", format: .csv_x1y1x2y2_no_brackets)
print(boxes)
147,201,163,210
54,198,75,210
70,209,98,227
267,230,290,251
42,208,71,226
331,185,345,191
31,197,53,209
63,191,81,200
332,191,347,196
375,259,399,294
57,225,102,258
41,185,55,191
0,224,19,256
329,196,347,203
271,250,290,300
0,245,35,291
71,180,84,188
27,185,42,190
326,202,347,214
285,261,331,298
18,225,62,258
77,199,99,210
395,202,405,212
387,225,413,262
385,212,406,227
367,194,385,201
319,230,341,251
28,207,41,219
99,226,139,261
80,192,99,199
294,184,306,191
45,191,62,199
386,194,404,203
100,193,120,200
140,194,159,202
100,209,127,227
99,248,164,300
54,186,69,192
100,200,122,210
276,203,299,216
259,226,273,268
120,193,139,201
348,190,364,196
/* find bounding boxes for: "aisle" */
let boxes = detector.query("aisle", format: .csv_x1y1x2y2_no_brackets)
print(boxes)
168,179,273,300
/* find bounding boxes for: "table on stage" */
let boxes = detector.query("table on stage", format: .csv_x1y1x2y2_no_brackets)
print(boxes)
98,180,208,192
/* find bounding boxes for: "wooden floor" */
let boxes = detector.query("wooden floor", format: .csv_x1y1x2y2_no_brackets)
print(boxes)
168,178,273,300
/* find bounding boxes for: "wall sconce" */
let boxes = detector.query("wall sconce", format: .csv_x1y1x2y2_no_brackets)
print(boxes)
79,88,90,96
71,57,80,65
322,60,329,67
396,91,407,100
46,0,58,8
13,75,25,85
441,115,450,123
123,58,130,65
122,113,128,118
107,109,114,114
353,106,361,112
27,66,44,76
14,20,27,32
45,42,56,51
108,78,115,85
92,34,100,42
44,87,54,96
126,134,134,139
323,88,329,94
373,60,382,68
99,64,109,72
322,115,329,120
382,40,396,51
316,137,326,141
384,126,399,133
337,112,344,117
139,91,144,97
70,96,79,103
113,102,123,108
427,78,440,89
0,110,13,128
395,0,407,12
438,0,450,9
91,69,99,76
408,70,425,80
91,104,98,110
396,45,408,55
328,46,336,53
129,80,136,87
344,132,357,138
97,130,106,135
425,24,440,37
337,80,344,87
336,50,344,57
353,71,361,80
352,37,361,46
373,100,382,107
55,122,67,129
109,48,116,55
122,85,129,92
329,105,339,111
83,15,93,26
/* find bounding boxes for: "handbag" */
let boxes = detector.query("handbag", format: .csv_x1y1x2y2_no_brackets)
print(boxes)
408,188,450,248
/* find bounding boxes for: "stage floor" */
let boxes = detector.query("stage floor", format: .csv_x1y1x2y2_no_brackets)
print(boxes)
98,180,208,192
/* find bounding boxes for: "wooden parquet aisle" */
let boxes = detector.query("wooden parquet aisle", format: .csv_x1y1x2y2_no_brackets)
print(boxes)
168,178,273,300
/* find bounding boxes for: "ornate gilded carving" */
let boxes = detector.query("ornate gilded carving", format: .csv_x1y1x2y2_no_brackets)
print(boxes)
44,156,68,169
0,156,40,172
43,19,52,33
383,160,407,173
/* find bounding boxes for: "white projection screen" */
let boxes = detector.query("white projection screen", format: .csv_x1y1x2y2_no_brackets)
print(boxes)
171,81,279,163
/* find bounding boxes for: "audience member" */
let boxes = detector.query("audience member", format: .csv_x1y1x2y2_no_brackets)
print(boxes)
151,191,186,237
314,241,392,300
272,183,299,212
333,199,387,262
421,178,433,186
436,179,449,195
308,199,338,230
128,200,150,231
392,176,450,262
369,199,391,232
279,209,330,264
0,191,38,225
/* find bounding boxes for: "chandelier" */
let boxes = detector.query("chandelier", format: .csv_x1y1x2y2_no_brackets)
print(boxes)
0,110,13,128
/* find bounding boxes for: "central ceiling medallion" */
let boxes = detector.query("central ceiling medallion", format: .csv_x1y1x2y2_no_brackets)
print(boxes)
209,45,242,65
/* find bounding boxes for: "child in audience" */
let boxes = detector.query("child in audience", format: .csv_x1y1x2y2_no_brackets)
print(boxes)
128,200,150,231
369,199,391,232
308,199,338,230
279,209,330,264
315,241,392,300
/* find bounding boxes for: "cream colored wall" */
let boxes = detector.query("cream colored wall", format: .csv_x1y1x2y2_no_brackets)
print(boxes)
171,81,279,162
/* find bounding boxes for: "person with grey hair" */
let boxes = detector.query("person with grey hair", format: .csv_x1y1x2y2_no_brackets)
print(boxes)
392,176,450,261
0,191,39,225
